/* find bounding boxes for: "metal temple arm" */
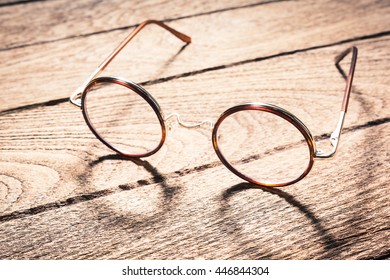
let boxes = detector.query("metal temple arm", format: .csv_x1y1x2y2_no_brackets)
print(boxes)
70,20,191,107
315,46,358,159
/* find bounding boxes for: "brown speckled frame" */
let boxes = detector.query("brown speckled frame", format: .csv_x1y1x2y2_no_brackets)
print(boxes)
81,77,167,158
212,103,316,187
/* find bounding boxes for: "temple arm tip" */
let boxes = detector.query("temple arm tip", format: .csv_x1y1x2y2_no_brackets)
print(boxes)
335,46,358,65
183,36,192,44
140,19,192,44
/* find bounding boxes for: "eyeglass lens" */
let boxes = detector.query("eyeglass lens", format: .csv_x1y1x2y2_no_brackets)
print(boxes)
215,109,312,185
83,81,163,156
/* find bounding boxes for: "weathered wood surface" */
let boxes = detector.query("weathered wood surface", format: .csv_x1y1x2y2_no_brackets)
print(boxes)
0,0,389,259
2,0,390,111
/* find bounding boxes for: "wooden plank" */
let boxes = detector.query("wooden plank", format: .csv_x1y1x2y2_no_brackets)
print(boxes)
0,0,264,49
1,0,389,111
0,0,389,260
0,123,388,259
0,37,388,214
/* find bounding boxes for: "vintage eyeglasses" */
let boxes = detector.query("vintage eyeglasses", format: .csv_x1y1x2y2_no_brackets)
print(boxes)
70,20,358,187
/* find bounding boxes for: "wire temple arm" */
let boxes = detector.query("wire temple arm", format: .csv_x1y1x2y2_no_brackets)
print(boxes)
335,46,358,112
70,20,191,107
315,46,358,159
97,20,191,74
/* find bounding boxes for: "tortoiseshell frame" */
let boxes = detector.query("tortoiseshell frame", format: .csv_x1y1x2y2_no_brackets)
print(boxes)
212,103,316,187
82,77,166,157
70,19,358,187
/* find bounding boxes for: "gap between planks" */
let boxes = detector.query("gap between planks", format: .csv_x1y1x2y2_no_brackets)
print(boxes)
0,124,388,259
0,0,47,8
0,0,284,51
1,30,389,116
2,0,389,111
0,116,388,224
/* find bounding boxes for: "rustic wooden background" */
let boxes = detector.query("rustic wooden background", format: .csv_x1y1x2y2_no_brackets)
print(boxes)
0,0,389,259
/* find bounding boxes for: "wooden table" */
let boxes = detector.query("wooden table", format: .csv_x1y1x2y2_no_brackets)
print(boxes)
0,0,389,259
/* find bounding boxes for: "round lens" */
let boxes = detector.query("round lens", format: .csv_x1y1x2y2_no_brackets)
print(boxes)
214,106,313,186
83,80,164,156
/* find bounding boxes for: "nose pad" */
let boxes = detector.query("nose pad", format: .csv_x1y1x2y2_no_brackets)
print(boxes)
315,139,333,156
165,115,179,133
164,112,214,131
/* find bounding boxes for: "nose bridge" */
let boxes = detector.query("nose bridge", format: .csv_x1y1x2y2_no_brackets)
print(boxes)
164,112,214,129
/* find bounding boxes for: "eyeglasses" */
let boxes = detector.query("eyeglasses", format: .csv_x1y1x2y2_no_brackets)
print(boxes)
70,20,358,187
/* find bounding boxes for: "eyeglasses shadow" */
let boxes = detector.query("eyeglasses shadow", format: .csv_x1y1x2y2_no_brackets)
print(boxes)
143,42,190,86
220,182,344,256
89,154,180,203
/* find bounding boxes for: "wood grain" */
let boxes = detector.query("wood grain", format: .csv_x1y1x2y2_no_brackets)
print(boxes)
0,0,265,49
1,0,389,111
0,124,388,259
0,0,389,260
1,37,388,213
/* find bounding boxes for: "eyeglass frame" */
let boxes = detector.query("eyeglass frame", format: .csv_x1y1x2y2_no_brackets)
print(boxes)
70,20,358,187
